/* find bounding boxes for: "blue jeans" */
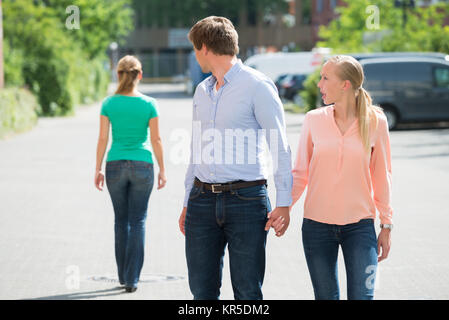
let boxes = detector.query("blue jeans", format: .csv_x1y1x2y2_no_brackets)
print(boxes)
302,218,378,300
185,180,271,300
105,160,154,288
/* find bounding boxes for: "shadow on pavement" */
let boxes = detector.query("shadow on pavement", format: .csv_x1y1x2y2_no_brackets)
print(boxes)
29,286,126,300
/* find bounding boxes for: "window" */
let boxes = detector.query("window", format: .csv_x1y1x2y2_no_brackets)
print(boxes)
364,62,432,82
331,0,338,10
317,0,323,13
434,67,449,88
363,62,433,90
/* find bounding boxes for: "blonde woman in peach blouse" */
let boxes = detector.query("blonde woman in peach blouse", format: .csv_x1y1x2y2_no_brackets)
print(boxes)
269,55,393,300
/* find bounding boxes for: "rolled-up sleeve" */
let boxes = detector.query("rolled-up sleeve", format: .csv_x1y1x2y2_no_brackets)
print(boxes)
291,113,313,208
253,79,293,207
370,115,393,225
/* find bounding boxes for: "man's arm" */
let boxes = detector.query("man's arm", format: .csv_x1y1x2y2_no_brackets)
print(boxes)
253,79,293,207
253,79,293,236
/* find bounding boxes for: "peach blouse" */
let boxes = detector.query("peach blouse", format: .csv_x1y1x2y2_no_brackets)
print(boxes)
291,105,393,225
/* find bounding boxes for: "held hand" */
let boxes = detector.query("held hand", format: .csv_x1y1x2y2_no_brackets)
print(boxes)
265,207,290,237
179,207,187,236
157,171,167,190
95,170,105,191
377,228,391,262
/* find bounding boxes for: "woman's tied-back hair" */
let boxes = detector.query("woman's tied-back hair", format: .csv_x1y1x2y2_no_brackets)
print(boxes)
115,55,142,95
188,16,239,56
327,55,383,153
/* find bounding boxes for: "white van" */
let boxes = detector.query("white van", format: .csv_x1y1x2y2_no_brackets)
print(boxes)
243,48,330,81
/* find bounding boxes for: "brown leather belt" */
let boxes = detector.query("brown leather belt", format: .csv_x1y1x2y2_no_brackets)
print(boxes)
194,177,267,193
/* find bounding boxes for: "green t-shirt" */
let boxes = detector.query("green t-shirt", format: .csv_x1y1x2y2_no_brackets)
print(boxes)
100,94,159,164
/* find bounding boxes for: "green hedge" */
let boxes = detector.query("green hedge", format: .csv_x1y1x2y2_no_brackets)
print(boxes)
3,1,112,117
0,88,40,139
300,67,322,112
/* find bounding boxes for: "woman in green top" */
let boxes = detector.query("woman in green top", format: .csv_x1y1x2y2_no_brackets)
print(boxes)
95,55,166,293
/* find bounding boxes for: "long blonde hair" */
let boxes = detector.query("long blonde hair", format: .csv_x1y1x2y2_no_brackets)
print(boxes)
327,55,382,152
115,55,142,95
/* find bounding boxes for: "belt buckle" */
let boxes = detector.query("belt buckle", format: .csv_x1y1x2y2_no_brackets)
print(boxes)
211,184,222,193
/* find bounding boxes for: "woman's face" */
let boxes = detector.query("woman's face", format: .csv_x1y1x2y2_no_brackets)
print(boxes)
317,62,346,105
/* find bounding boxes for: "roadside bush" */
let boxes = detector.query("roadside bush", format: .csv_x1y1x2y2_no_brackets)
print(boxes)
300,67,322,112
2,0,125,117
0,88,39,139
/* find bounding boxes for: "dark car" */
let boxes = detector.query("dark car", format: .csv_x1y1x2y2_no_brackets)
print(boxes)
275,74,290,92
350,51,449,62
278,74,308,103
186,51,211,95
361,57,449,129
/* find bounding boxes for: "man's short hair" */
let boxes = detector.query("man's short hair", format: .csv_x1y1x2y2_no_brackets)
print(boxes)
188,16,239,56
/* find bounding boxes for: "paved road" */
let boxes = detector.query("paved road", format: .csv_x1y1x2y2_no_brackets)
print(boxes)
1,84,448,300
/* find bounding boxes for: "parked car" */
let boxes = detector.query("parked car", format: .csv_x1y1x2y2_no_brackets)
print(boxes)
185,51,211,95
360,57,449,129
244,48,330,81
278,74,308,104
350,51,449,62
275,74,290,92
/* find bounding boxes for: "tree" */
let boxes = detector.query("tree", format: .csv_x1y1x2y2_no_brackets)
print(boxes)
0,0,3,89
38,0,134,59
317,0,449,54
2,0,134,115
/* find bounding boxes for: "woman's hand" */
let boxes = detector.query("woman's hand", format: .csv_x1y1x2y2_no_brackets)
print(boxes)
95,170,105,191
265,207,290,237
157,171,167,189
377,228,391,262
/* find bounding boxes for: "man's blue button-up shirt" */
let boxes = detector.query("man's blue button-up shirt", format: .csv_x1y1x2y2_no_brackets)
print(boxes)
183,60,293,208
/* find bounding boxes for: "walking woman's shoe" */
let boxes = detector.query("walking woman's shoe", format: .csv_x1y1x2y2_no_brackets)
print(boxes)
125,286,137,293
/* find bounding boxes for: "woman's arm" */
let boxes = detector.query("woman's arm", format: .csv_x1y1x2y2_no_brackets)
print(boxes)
370,113,393,262
290,113,313,209
149,116,166,189
95,115,110,191
370,114,393,225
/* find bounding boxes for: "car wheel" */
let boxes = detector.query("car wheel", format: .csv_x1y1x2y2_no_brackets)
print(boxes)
382,107,398,130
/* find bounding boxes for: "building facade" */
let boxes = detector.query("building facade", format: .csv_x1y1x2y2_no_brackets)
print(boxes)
121,0,315,80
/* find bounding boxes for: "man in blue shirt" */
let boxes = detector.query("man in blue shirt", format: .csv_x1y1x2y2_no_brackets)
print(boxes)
178,16,293,300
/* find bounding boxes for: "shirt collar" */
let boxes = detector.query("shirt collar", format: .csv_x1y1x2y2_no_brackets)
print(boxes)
206,59,243,93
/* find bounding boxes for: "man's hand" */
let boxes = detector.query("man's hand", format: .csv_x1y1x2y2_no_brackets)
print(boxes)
265,206,290,237
179,207,187,236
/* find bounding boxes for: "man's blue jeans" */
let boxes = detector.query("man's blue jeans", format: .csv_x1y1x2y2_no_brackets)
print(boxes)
105,160,154,288
302,218,378,300
185,180,271,300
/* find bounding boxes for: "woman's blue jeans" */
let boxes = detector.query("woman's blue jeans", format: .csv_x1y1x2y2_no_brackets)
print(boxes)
302,218,378,300
105,160,154,288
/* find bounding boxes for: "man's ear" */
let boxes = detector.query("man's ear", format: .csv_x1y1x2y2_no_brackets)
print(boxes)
202,44,209,56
